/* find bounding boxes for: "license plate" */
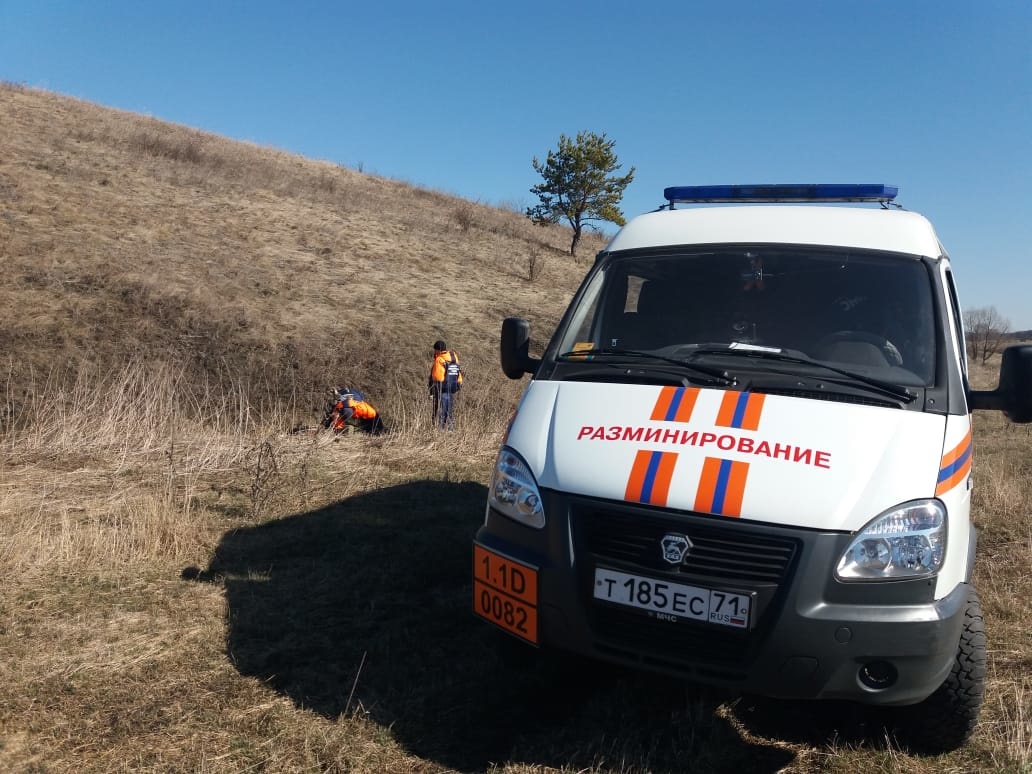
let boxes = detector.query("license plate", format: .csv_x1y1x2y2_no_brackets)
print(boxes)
473,545,539,644
593,567,751,629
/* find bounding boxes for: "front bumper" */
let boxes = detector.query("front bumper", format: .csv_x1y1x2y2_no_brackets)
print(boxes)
473,490,967,706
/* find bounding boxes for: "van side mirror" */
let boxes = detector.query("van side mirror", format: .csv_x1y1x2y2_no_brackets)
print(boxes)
968,344,1032,423
500,317,541,379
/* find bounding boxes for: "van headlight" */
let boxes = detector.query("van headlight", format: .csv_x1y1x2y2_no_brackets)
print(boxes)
489,447,545,528
835,500,946,581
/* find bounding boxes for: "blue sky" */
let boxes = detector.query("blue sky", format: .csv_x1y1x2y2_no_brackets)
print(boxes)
3,1,1030,329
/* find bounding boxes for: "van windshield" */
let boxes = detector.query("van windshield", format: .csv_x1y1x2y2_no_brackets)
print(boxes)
555,246,936,386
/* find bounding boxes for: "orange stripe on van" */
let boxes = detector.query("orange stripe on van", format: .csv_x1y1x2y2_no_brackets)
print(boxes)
716,391,766,431
935,464,971,496
740,393,766,431
935,429,973,496
671,387,701,422
722,459,749,517
625,450,679,506
625,450,652,503
694,457,723,513
694,456,749,517
650,386,700,422
940,428,972,468
650,451,678,506
650,387,677,422
715,393,739,427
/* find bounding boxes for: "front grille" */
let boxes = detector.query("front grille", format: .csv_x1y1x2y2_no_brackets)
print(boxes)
571,500,801,676
578,506,798,583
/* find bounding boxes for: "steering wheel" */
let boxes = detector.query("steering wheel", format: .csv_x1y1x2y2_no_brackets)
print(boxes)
813,330,903,367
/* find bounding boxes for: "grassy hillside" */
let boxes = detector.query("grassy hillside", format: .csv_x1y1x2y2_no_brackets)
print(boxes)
1,83,1030,774
0,81,600,429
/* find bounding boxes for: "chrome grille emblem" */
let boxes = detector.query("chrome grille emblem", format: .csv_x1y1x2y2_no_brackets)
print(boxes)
661,533,693,565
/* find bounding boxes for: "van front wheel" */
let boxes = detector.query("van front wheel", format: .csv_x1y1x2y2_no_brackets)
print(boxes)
891,587,986,753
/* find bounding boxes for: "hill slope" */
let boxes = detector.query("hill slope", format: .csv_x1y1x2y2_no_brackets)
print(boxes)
0,83,602,421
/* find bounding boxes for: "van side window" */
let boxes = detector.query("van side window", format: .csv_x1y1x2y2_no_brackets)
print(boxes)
944,268,968,378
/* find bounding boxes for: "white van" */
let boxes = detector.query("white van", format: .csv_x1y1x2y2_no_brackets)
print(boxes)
472,184,1032,751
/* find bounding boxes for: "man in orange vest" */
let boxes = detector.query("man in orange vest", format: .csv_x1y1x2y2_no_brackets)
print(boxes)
323,388,384,434
428,339,462,429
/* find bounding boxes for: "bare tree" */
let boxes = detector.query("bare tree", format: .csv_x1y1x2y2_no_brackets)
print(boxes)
963,306,1010,364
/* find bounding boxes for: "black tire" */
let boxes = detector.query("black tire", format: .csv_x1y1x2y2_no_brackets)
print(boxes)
892,587,986,753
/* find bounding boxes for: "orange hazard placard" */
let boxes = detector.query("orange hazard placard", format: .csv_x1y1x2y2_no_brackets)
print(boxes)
473,544,539,645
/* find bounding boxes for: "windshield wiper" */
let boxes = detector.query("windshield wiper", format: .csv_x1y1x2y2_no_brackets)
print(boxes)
684,346,916,403
558,347,736,386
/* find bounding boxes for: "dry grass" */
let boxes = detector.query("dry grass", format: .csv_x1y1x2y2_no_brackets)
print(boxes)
0,84,599,426
1,83,1030,773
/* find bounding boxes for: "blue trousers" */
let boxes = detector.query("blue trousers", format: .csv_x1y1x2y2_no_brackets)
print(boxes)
438,390,455,429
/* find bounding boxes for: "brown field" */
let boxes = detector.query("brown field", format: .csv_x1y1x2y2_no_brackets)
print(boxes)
1,82,1030,773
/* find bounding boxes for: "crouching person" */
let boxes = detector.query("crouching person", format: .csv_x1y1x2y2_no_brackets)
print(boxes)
323,387,385,435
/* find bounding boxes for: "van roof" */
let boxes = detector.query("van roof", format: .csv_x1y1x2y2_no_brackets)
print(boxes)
604,205,946,258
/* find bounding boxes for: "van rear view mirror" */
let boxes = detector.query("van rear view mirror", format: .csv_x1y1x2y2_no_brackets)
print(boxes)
968,345,1032,423
500,317,540,379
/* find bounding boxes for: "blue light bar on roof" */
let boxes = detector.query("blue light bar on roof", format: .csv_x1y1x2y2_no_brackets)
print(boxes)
663,184,898,204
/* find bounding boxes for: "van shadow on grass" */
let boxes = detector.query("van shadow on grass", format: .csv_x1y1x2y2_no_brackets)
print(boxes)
183,480,878,772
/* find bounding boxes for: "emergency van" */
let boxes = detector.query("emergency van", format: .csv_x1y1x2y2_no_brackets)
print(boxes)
472,184,1032,751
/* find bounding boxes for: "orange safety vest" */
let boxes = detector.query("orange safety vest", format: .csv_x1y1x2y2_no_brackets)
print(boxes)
431,350,462,385
329,398,378,430
350,399,377,420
